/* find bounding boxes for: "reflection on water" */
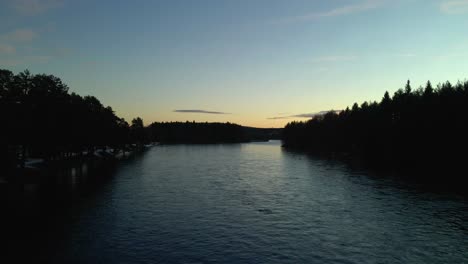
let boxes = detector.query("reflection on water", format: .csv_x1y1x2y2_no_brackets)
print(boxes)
2,141,467,263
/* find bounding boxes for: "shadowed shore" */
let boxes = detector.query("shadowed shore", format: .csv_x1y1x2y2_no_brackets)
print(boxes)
282,80,468,185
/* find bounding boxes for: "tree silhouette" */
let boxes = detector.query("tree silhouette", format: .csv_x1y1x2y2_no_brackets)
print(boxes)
283,79,468,179
146,121,247,144
0,69,150,169
130,117,147,146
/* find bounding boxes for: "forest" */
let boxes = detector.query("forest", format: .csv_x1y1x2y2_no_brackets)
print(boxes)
6,67,465,178
283,80,468,176
0,69,276,173
146,122,281,144
0,69,148,172
147,122,246,143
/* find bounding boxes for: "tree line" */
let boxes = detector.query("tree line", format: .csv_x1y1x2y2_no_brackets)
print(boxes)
147,121,246,144
0,69,148,171
282,80,468,175
1,69,269,172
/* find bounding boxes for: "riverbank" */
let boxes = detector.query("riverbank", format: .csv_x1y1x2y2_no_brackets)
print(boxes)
1,144,157,183
282,145,468,195
8,141,467,263
0,143,157,216
1,144,156,229
0,152,133,263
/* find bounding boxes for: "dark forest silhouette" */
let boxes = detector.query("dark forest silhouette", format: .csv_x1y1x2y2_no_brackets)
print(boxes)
147,122,245,143
7,68,466,178
1,69,280,173
0,69,147,172
147,122,281,144
283,80,468,177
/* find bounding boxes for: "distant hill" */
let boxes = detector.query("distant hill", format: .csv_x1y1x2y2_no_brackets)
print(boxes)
241,126,282,141
147,121,282,144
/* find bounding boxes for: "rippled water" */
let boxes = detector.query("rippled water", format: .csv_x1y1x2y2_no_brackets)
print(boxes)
8,141,468,263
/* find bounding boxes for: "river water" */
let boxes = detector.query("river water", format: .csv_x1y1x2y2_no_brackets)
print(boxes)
4,141,468,263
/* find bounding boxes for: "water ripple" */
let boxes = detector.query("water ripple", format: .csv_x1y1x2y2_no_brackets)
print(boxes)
50,141,468,263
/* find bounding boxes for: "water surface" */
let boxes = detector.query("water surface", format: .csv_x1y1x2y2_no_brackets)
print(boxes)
7,141,468,263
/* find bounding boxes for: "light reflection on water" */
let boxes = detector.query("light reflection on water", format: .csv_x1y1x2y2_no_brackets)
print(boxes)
5,141,468,263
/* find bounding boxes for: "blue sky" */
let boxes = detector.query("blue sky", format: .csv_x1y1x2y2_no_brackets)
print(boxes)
1,0,468,127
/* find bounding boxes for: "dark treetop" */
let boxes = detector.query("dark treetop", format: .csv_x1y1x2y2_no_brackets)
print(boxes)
147,121,246,144
147,122,282,144
0,69,146,171
0,69,280,171
282,80,468,180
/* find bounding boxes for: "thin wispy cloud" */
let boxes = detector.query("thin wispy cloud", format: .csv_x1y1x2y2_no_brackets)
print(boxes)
440,0,468,14
312,53,415,64
393,53,417,58
267,116,292,120
313,55,358,62
274,0,384,24
267,110,340,120
0,55,51,66
292,111,340,118
174,110,230,115
9,0,63,15
0,29,39,64
292,112,329,118
0,44,16,55
0,29,37,43
434,52,468,60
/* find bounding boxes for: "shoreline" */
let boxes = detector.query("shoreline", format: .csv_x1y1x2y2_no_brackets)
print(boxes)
1,144,156,185
282,145,468,195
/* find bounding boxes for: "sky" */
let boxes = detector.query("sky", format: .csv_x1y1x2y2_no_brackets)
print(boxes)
1,0,468,128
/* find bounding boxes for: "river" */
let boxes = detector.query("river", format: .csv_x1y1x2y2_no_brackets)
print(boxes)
3,141,467,263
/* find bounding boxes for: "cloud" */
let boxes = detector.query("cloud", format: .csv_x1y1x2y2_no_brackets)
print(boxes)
440,0,468,14
267,116,292,120
434,52,468,60
9,0,63,15
313,55,357,62
0,28,49,65
54,47,72,57
0,29,37,43
174,109,230,115
292,111,331,118
0,55,51,66
0,44,16,55
267,110,340,120
274,0,384,24
393,53,417,58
